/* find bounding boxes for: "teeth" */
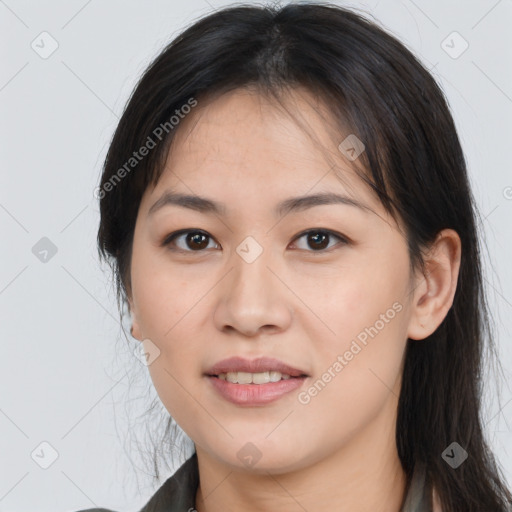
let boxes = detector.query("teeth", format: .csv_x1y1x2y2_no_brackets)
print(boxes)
217,371,293,384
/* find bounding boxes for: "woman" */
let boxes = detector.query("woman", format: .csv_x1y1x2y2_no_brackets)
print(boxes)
89,2,512,511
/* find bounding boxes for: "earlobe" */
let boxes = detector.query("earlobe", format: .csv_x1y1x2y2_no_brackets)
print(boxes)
128,297,143,341
407,229,461,341
130,318,143,341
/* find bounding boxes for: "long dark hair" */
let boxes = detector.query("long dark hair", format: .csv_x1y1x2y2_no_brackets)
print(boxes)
96,2,512,510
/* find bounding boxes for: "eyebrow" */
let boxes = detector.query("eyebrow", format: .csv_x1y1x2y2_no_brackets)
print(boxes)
147,190,373,218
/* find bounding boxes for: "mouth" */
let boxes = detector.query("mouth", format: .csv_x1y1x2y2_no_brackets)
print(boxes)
204,356,309,406
205,356,309,381
206,371,307,384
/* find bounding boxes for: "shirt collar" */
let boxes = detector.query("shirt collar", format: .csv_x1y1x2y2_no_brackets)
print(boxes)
140,453,431,512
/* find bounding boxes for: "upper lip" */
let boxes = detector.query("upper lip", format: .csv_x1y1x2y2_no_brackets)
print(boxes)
206,356,309,377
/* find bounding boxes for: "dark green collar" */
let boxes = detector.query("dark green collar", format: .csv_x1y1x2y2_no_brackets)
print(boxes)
139,453,431,512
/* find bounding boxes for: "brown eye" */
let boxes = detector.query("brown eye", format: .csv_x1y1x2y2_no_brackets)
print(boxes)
291,229,348,252
162,228,348,254
163,230,218,252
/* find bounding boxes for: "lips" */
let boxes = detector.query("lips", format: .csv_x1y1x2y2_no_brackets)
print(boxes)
205,356,309,378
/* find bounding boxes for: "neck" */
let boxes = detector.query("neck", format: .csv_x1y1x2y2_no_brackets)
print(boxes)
194,396,407,512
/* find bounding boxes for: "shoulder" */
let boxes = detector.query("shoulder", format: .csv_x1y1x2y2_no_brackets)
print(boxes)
72,453,198,512
139,452,199,512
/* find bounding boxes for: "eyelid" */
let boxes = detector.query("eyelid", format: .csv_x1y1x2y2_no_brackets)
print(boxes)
162,228,349,253
291,228,350,249
162,229,218,252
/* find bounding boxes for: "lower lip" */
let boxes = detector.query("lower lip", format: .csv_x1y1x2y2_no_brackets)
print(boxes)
206,375,307,406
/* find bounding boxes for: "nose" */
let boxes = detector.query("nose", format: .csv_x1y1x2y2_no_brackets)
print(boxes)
213,245,293,338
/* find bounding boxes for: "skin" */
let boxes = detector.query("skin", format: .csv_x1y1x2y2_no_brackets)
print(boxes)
128,87,461,512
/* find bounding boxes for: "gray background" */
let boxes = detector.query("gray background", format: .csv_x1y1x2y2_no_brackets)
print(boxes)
1,0,511,510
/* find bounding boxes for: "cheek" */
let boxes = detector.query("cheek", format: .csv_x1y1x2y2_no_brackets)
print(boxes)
130,249,211,414
300,246,409,406
297,303,407,448
131,246,204,338
303,256,408,345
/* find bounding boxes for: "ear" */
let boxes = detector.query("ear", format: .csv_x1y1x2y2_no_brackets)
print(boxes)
407,229,461,341
128,296,143,341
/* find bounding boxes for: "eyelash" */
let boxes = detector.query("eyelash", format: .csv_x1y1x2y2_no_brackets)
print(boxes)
161,228,349,255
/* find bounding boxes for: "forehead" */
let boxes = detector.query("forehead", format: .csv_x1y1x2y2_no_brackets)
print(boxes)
171,87,345,168
143,87,379,215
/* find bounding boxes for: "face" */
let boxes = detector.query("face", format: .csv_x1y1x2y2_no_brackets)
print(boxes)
128,87,419,474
